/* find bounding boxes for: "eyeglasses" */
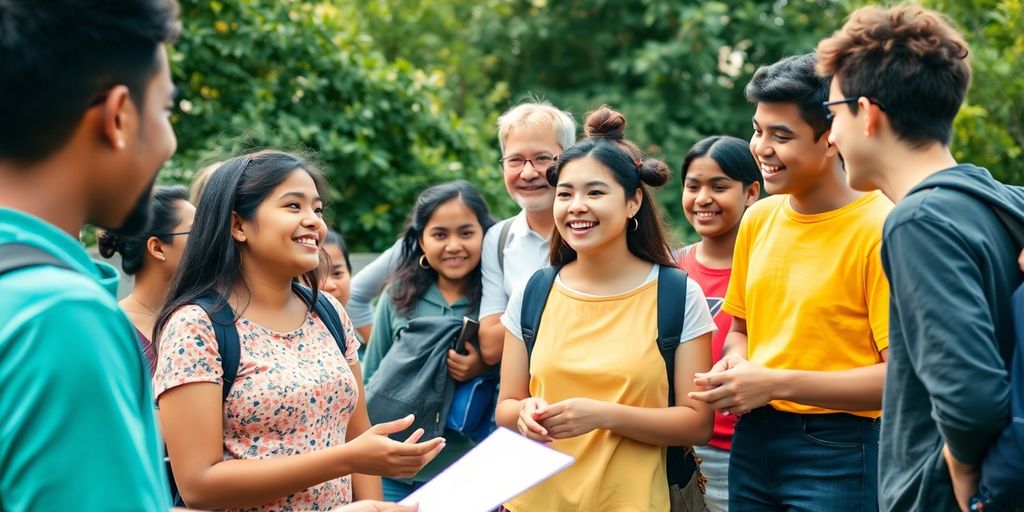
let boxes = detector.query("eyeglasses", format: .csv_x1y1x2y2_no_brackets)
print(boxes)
821,97,888,121
499,154,557,171
153,231,190,237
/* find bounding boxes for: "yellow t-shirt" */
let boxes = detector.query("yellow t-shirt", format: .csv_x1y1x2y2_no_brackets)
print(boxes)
506,279,670,512
723,191,891,418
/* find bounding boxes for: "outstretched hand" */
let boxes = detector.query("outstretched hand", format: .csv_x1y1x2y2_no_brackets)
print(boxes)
344,415,446,478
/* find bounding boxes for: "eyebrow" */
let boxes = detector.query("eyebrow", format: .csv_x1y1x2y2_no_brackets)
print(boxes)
279,191,322,202
557,180,610,189
685,176,734,183
752,118,795,134
430,223,478,232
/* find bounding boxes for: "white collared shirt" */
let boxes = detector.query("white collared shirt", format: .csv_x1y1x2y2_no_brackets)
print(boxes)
479,211,551,318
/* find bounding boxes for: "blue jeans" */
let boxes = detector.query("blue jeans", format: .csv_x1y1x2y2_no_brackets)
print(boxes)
695,445,730,512
729,406,880,512
382,478,424,502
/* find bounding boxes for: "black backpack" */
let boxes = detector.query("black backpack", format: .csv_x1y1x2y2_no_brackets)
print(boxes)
520,264,701,493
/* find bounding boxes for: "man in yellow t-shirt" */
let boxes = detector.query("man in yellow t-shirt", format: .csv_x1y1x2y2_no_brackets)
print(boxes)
690,53,890,512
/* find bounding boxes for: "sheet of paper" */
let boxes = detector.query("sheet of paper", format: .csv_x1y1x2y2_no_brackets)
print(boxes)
400,427,574,512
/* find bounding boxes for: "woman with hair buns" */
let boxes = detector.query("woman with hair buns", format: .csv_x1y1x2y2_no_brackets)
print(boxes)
98,185,195,376
496,106,716,510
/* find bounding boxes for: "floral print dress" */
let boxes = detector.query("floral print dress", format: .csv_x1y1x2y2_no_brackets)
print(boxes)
153,294,361,511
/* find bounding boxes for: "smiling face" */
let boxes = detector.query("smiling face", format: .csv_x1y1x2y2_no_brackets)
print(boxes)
419,197,484,287
234,169,327,279
321,243,351,305
750,102,832,198
825,79,882,192
501,127,563,212
554,156,641,256
682,157,759,240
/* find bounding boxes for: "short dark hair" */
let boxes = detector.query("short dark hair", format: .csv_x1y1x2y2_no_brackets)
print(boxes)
98,185,189,275
681,135,762,188
745,53,832,141
388,181,496,317
816,5,970,147
547,106,675,268
0,0,180,165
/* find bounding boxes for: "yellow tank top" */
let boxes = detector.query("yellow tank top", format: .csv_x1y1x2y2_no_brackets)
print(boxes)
505,278,670,512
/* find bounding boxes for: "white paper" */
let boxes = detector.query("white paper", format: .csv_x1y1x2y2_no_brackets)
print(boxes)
400,427,574,512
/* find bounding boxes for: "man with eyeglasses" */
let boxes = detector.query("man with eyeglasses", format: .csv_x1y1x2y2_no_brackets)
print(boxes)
819,6,1024,511
347,101,576,369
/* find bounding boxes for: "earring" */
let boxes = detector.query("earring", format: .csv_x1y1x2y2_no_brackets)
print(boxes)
631,217,640,231
418,255,430,269
117,139,125,150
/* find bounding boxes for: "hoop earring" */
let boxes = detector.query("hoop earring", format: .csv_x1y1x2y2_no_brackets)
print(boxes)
418,255,430,269
631,217,640,231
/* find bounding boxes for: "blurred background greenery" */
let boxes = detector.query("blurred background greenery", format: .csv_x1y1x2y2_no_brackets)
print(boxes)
156,0,1024,250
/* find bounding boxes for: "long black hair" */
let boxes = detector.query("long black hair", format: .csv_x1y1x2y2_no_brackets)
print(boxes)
546,105,675,267
155,150,329,343
387,180,495,317
98,185,189,275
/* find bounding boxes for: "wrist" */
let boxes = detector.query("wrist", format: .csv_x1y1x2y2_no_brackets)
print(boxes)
769,368,791,401
331,444,358,477
597,400,616,431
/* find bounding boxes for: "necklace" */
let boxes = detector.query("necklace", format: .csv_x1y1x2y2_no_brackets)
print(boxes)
127,294,158,316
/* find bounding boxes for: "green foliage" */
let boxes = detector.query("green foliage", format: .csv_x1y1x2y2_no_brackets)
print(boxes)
166,0,510,251
163,0,1022,248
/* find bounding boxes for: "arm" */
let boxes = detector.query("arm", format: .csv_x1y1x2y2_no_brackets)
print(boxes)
347,361,382,501
478,223,508,365
536,332,714,446
887,219,1010,464
692,317,888,413
348,240,403,333
0,300,167,510
156,311,444,510
495,329,552,442
361,295,396,383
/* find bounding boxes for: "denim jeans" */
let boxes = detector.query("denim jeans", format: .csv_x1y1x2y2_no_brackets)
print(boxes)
728,406,880,512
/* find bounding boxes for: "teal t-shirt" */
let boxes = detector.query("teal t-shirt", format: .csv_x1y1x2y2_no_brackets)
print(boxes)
363,284,477,483
0,208,169,510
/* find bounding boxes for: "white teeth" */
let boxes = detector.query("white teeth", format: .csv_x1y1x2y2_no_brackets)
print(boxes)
569,221,596,229
760,164,784,174
695,212,719,218
295,237,317,247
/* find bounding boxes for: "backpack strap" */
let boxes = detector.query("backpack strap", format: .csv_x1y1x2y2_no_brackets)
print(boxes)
655,264,696,487
192,294,240,403
496,218,514,273
656,265,688,406
0,243,72,276
520,265,560,361
292,282,348,355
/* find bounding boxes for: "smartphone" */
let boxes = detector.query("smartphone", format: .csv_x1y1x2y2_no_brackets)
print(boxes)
451,316,480,355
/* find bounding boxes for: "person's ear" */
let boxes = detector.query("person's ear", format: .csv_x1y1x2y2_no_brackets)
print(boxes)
626,187,644,218
822,129,840,158
101,85,133,152
146,236,167,262
744,181,761,207
860,97,883,137
230,212,247,243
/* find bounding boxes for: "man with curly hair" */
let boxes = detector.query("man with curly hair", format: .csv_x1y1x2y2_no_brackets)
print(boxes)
818,6,1024,511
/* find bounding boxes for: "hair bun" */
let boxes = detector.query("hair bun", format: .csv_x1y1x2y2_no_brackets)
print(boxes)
637,158,671,187
97,230,121,258
583,105,627,141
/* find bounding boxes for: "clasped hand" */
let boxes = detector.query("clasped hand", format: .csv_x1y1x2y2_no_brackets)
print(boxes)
516,397,607,442
688,354,775,416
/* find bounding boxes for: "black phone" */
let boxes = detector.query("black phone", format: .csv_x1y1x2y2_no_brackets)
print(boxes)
451,316,480,355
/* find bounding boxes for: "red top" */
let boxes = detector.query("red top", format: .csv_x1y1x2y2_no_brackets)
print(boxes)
678,244,736,451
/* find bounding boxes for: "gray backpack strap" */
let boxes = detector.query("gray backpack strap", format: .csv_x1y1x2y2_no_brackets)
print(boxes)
497,219,514,272
0,243,72,276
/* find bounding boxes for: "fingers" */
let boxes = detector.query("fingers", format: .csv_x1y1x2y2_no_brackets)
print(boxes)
372,414,415,435
531,401,563,422
688,386,730,403
403,428,425,444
